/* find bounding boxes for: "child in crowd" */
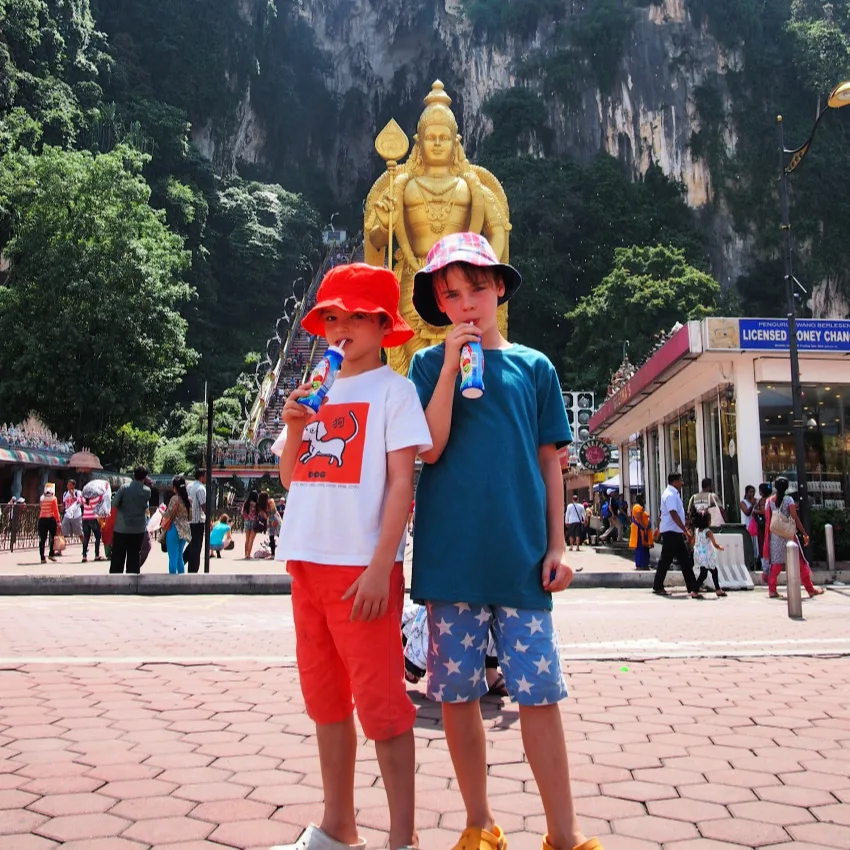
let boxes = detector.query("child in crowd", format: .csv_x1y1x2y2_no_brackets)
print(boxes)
271,263,431,850
408,232,602,850
692,510,727,597
209,514,234,558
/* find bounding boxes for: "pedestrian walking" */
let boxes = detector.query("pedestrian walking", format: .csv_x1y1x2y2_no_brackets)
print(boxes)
81,491,105,562
61,480,83,545
241,490,259,559
565,494,585,551
109,466,151,574
763,476,824,600
183,469,207,573
38,482,60,563
162,476,192,575
264,493,282,557
271,262,431,850
654,472,701,598
409,232,601,850
755,482,771,577
599,492,622,542
692,509,727,596
629,495,653,570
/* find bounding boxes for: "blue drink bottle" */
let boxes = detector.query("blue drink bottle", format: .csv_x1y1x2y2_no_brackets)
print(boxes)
459,340,484,399
297,344,346,414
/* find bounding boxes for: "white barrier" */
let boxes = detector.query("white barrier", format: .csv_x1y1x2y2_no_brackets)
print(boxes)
693,533,755,591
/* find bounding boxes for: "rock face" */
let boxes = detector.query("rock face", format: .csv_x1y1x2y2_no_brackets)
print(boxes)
292,0,748,283
213,0,748,282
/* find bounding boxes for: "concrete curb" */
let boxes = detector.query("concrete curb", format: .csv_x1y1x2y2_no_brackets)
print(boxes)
0,574,293,595
0,570,846,595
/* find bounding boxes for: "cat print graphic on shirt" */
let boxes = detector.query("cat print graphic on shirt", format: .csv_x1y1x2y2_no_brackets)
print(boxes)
293,403,368,486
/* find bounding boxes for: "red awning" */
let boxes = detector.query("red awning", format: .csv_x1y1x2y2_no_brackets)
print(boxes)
589,325,694,434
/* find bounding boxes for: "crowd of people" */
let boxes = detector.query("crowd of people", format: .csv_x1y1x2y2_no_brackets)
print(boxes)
564,474,824,603
212,442,276,466
0,420,74,454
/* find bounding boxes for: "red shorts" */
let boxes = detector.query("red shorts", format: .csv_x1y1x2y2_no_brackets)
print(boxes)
288,561,415,741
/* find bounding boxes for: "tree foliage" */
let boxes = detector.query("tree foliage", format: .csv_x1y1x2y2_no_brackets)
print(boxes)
0,0,109,146
153,396,244,475
561,245,720,390
0,144,195,442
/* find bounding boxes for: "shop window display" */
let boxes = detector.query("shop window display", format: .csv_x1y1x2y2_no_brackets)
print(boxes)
759,383,848,510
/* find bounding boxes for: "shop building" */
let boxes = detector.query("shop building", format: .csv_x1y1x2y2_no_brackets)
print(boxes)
589,318,850,523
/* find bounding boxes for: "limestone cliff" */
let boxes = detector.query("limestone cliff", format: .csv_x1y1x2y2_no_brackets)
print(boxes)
286,0,745,283
198,0,762,287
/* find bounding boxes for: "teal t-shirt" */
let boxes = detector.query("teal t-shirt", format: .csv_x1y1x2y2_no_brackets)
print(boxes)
210,522,229,547
409,343,572,611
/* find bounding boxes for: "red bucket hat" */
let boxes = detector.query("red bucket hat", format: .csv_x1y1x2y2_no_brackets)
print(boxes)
301,263,415,349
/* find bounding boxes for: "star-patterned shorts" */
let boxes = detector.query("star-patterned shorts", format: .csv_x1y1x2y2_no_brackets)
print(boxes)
425,602,567,706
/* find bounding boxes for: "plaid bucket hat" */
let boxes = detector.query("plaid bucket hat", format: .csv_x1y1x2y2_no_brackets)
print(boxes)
301,263,415,348
412,232,522,327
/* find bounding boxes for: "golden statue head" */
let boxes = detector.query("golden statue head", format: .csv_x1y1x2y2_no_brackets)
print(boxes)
416,80,458,137
411,80,467,174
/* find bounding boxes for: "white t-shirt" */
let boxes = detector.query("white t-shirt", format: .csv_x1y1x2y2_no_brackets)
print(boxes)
660,484,686,534
271,366,432,566
565,502,585,524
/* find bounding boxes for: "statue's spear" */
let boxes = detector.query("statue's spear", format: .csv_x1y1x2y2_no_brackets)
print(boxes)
374,119,410,270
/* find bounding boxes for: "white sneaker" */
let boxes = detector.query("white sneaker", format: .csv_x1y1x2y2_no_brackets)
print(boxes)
271,824,366,850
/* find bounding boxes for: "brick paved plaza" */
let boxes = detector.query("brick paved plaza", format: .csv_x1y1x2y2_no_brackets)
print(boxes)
0,590,849,849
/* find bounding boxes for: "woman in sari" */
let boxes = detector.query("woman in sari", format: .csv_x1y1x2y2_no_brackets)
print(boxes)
629,495,653,570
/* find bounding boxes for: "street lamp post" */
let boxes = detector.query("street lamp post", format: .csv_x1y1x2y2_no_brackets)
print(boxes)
776,81,850,539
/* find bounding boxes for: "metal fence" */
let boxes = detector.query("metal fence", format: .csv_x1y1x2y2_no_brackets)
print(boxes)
0,504,41,551
1,503,252,551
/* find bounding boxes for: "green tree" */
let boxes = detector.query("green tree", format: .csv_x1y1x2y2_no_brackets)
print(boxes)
562,245,720,390
153,395,244,475
0,144,196,442
0,0,109,146
92,423,162,471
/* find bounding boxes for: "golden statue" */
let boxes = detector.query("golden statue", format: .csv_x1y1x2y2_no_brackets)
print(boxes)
364,80,511,375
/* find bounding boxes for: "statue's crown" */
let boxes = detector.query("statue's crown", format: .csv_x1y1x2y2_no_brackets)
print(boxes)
418,80,458,136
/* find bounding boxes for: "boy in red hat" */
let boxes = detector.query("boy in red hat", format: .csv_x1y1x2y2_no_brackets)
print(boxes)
271,263,431,850
408,233,602,850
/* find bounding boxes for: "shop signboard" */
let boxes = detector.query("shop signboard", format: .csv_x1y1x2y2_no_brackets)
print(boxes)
579,438,612,472
705,317,850,352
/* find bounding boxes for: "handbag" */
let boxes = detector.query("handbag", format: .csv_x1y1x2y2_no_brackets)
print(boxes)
747,514,758,536
53,533,67,553
769,499,797,540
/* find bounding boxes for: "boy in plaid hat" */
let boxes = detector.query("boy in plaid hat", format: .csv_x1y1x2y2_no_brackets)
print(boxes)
409,233,602,850
271,263,432,850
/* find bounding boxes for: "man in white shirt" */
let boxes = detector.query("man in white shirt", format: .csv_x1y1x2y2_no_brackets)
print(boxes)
183,469,207,573
654,472,699,597
565,493,586,551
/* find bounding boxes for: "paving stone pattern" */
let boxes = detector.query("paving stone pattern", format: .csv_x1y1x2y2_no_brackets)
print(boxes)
1,657,849,849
